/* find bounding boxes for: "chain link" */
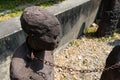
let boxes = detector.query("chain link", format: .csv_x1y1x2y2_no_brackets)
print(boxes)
36,72,47,80
34,57,120,73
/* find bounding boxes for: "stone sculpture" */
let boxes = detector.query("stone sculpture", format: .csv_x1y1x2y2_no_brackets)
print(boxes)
96,0,120,37
10,6,61,80
100,45,120,80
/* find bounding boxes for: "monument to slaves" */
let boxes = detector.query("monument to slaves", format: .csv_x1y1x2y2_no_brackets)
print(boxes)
10,6,61,80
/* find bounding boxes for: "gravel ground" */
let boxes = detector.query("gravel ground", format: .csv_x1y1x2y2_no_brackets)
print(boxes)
54,34,120,80
0,33,120,80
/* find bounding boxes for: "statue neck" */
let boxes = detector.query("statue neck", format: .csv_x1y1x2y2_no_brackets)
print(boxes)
33,51,45,59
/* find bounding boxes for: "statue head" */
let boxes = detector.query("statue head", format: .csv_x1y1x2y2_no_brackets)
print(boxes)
20,6,61,51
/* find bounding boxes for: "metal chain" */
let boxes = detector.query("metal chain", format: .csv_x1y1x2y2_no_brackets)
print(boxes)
36,72,47,80
34,57,120,73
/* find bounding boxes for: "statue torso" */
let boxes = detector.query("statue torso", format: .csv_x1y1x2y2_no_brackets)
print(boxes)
10,43,54,80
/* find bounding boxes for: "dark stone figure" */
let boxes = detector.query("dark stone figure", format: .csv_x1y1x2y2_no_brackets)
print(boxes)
10,6,61,80
100,45,120,80
96,0,120,37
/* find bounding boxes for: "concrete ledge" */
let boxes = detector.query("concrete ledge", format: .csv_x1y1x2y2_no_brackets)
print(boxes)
0,0,102,59
0,0,102,61
46,0,90,15
0,0,101,79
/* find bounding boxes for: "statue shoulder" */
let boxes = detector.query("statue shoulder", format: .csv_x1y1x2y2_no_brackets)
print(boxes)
12,42,30,59
10,43,31,80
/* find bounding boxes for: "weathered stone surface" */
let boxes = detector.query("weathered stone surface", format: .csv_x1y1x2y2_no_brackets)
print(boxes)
20,6,61,36
96,0,120,37
100,45,120,80
20,6,61,51
10,43,54,80
10,6,61,80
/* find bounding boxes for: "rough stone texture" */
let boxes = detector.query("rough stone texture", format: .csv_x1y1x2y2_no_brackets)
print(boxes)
20,6,61,36
117,20,120,28
96,0,120,37
10,43,54,80
20,6,61,51
100,45,120,80
10,6,61,80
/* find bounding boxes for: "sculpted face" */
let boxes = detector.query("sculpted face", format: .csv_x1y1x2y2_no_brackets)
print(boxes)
20,6,61,51
28,24,61,51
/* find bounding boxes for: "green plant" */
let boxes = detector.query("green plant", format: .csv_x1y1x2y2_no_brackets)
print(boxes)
0,0,65,22
84,23,98,37
68,40,80,47
84,24,120,41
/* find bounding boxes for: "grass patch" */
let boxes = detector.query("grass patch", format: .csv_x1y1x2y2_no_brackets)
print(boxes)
84,23,98,37
68,40,80,47
84,23,120,42
0,0,38,12
0,0,64,22
97,35,115,42
0,0,64,11
114,28,120,34
97,29,120,42
67,23,120,47
0,9,23,21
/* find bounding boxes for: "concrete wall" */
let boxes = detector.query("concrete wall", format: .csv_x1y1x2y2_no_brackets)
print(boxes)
0,0,101,79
